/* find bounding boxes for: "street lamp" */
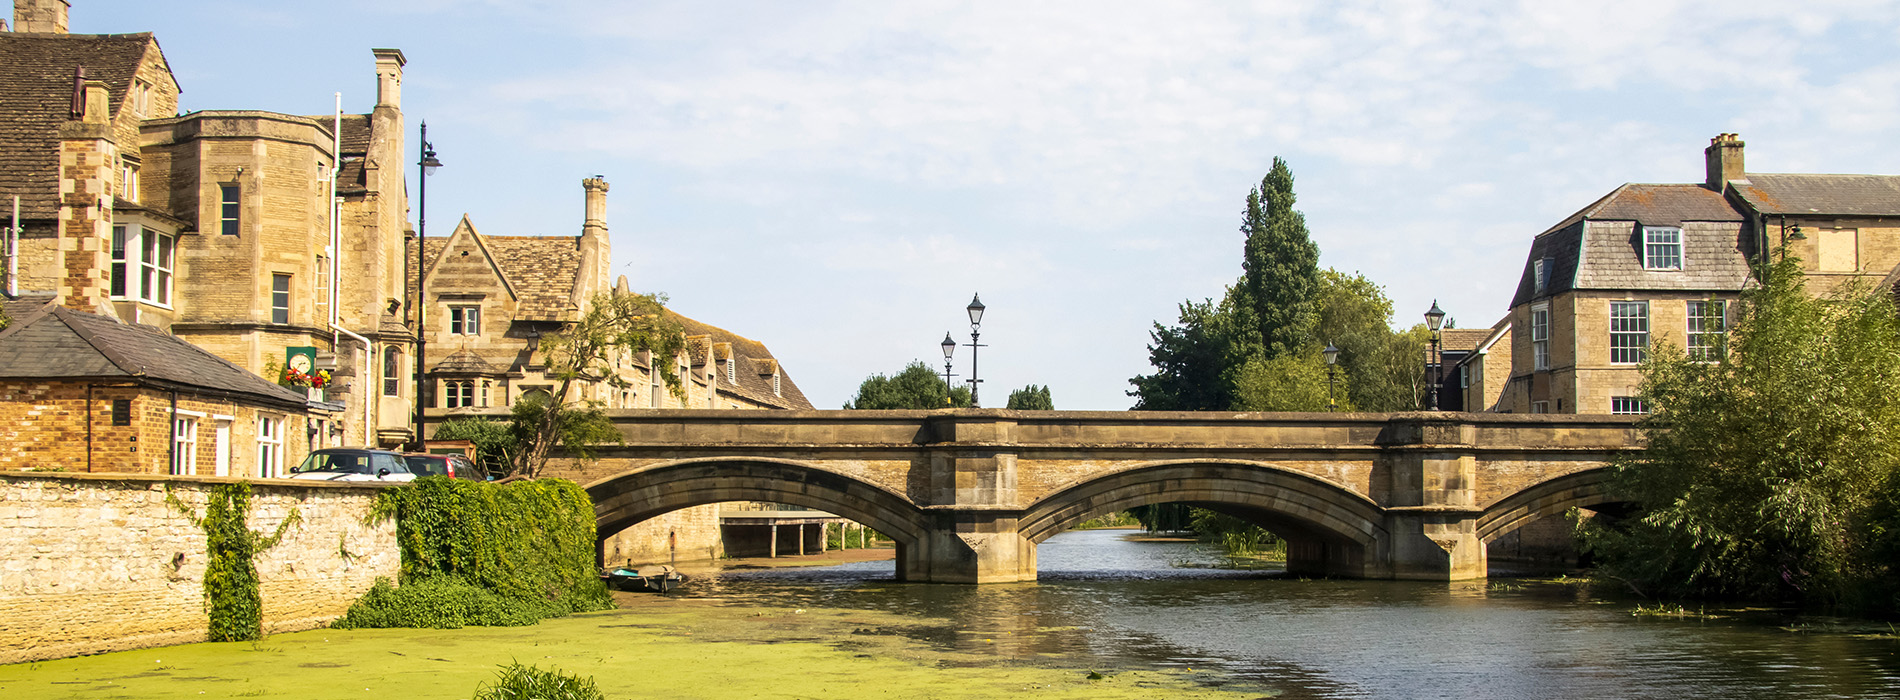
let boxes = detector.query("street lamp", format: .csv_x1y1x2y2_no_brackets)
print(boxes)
412,122,443,448
965,294,986,408
1424,300,1445,411
1322,342,1340,412
939,332,958,406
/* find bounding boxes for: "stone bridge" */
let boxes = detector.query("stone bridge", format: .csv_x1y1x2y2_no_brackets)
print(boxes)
538,410,1642,584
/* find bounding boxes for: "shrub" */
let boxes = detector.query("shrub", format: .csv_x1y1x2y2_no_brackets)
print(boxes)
474,663,604,700
331,576,539,629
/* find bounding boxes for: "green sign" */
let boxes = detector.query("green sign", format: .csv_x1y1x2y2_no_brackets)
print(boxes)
284,346,317,379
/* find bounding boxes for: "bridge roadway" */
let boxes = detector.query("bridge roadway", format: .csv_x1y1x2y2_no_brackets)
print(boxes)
534,409,1641,584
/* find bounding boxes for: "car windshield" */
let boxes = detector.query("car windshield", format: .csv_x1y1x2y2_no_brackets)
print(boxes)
293,451,374,474
404,455,449,476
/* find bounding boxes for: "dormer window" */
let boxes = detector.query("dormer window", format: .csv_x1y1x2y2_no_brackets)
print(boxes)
1533,257,1552,293
727,358,736,384
1643,226,1682,270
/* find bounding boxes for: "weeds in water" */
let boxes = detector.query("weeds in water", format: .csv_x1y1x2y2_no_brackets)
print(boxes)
244,640,281,653
1631,603,1713,619
473,662,603,700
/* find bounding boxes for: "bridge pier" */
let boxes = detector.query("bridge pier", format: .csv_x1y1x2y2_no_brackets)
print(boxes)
1377,417,1487,580
913,510,1036,583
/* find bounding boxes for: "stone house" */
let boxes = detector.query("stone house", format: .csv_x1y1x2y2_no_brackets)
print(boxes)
0,1,417,450
0,294,313,475
1499,134,1900,414
1451,318,1511,413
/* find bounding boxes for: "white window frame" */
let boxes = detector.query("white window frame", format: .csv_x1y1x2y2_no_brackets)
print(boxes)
1686,300,1727,362
271,273,291,324
1643,226,1683,271
1530,303,1550,371
1611,397,1649,415
449,305,481,335
121,160,139,203
1530,400,1549,414
1533,257,1552,294
110,224,174,307
1609,301,1649,365
171,414,199,476
649,369,662,408
256,414,284,478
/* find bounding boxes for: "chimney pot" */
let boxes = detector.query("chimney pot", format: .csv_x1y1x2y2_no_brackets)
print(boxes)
372,48,406,109
582,177,609,232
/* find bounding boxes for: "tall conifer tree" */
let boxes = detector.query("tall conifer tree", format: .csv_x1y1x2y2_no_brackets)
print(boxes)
1232,157,1320,360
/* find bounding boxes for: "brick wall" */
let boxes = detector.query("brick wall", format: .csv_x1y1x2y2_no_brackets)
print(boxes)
0,381,311,478
0,473,397,665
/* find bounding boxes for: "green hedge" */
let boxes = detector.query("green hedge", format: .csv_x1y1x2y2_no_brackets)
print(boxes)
334,477,611,629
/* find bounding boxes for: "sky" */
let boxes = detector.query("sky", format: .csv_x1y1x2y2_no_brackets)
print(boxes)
68,0,1900,410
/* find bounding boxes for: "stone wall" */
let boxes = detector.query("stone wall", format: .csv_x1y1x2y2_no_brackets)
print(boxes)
0,473,397,665
598,503,722,568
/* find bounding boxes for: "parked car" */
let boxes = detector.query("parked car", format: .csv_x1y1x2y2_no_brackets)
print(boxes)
402,452,488,481
288,448,416,482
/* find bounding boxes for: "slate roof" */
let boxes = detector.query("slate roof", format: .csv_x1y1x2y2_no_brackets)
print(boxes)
410,234,583,322
1512,184,1751,307
1730,174,1900,217
305,114,375,195
0,32,160,220
1438,328,1491,354
0,296,307,410
668,310,813,410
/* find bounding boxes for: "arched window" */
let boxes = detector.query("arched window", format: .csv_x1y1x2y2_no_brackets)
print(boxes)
382,346,402,396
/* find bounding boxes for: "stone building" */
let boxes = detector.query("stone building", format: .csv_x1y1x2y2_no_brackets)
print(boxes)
1452,318,1511,413
1499,134,1900,414
0,294,313,475
0,1,417,451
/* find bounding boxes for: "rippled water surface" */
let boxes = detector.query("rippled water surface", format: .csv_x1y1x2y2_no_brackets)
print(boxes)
684,529,1900,700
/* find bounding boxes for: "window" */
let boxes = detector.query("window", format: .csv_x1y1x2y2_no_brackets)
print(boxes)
772,373,781,397
649,369,662,408
1459,364,1470,389
449,305,480,335
110,225,173,305
172,415,198,475
726,358,736,384
1611,397,1649,415
1530,401,1549,414
256,415,283,478
1643,226,1682,270
1687,300,1727,362
271,274,291,324
1609,301,1649,364
1533,257,1552,294
120,161,139,203
220,185,241,236
130,79,151,117
1530,303,1550,371
445,380,476,408
382,346,402,396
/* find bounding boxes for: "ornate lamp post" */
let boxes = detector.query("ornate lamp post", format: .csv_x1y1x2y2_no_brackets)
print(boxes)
412,123,442,447
965,294,985,408
939,332,959,406
1424,300,1446,411
1323,342,1340,412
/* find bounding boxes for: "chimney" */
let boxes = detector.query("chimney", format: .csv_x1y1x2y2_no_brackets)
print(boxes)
13,0,70,34
52,78,118,316
1705,133,1745,191
372,48,405,109
582,176,609,235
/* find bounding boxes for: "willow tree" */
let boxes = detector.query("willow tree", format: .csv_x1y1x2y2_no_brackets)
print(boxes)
1581,254,1900,608
514,292,686,477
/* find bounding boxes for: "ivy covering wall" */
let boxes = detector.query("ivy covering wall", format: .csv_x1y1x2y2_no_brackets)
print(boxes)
168,482,300,642
334,477,611,629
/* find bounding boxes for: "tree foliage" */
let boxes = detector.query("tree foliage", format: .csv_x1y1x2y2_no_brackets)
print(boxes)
1005,384,1054,410
1128,161,1425,412
844,361,972,409
1580,254,1900,610
432,417,519,477
515,292,686,477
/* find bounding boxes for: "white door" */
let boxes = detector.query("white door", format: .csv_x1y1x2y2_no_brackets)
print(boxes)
213,418,232,477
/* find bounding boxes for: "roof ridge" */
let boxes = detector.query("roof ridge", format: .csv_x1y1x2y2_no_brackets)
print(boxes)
50,306,146,377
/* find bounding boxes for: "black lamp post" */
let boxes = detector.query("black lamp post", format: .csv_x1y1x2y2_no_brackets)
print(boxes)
1424,300,1445,411
412,122,442,448
1323,342,1340,412
939,332,958,406
965,294,985,408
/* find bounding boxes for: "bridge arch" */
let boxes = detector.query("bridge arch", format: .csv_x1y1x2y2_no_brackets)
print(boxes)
585,457,931,561
1477,467,1616,543
1018,460,1389,577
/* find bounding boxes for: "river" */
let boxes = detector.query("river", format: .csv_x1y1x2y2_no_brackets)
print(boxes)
686,528,1900,699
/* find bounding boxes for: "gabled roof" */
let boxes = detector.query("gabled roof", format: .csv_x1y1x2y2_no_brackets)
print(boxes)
1512,184,1751,307
1438,328,1492,354
0,296,307,410
410,226,582,322
0,32,165,219
432,348,495,374
1729,174,1900,217
667,310,813,410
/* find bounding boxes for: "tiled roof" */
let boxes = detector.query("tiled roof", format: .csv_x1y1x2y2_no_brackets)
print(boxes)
1730,174,1900,217
667,310,813,409
305,114,374,194
0,32,157,219
410,234,582,321
1438,328,1491,354
0,296,307,410
432,348,494,374
1513,184,1751,307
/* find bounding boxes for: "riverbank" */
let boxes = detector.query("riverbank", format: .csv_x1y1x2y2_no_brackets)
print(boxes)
0,588,1260,700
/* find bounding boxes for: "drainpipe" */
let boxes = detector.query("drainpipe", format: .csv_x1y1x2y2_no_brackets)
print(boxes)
169,388,178,475
86,384,94,471
7,195,17,296
332,324,373,447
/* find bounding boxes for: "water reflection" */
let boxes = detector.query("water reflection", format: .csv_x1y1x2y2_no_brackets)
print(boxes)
682,528,1900,699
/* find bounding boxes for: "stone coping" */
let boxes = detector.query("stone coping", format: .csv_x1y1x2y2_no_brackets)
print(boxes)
0,470,396,491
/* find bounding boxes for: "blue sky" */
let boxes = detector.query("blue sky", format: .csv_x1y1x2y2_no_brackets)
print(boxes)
72,1,1900,409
